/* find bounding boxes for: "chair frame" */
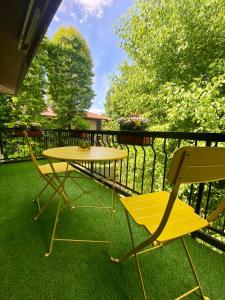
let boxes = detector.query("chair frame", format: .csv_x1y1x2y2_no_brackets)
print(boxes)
112,146,225,300
23,130,75,219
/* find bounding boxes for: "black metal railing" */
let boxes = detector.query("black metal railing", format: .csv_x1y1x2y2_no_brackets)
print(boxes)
0,128,225,251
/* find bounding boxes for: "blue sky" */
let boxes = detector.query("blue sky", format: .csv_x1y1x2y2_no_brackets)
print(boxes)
47,0,133,115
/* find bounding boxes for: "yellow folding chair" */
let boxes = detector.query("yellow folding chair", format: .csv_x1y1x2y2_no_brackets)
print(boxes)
112,146,225,300
23,130,75,220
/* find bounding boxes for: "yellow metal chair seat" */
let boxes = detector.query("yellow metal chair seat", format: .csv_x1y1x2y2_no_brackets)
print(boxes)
121,191,209,243
39,162,74,175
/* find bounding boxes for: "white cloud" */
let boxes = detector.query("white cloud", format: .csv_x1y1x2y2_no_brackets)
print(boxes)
59,0,113,19
75,0,113,18
89,107,105,114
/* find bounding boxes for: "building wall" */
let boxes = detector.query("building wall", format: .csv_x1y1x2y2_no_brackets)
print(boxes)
87,119,101,130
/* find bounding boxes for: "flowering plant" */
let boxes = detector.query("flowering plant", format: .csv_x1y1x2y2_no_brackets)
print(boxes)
29,122,42,130
14,121,28,129
13,121,42,130
118,116,149,131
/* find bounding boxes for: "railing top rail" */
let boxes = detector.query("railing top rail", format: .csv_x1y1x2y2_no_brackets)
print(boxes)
1,128,225,142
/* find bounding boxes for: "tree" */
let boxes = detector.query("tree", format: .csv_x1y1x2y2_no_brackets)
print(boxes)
12,38,49,123
0,94,13,127
47,27,95,128
105,0,225,132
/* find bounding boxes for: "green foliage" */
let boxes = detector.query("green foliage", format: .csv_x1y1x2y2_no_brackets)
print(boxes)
75,118,90,130
0,94,13,127
117,0,225,85
12,38,49,123
105,0,225,133
47,27,95,128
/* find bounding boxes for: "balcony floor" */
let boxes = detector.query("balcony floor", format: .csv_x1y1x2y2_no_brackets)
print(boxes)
0,161,224,300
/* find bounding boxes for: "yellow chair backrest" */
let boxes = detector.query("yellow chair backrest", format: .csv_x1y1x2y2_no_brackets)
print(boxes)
151,146,225,241
23,130,44,176
166,146,225,223
167,146,225,184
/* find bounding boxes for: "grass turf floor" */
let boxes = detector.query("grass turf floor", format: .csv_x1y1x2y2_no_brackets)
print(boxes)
0,161,225,300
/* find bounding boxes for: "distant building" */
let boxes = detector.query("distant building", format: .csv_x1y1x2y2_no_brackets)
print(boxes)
85,112,108,130
41,108,108,130
41,107,57,120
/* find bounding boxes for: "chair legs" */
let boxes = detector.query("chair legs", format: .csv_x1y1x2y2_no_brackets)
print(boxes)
180,238,209,300
33,172,74,220
45,197,62,257
33,180,50,210
112,209,208,300
125,210,148,300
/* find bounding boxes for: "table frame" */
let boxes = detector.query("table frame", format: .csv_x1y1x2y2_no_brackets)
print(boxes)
42,146,127,257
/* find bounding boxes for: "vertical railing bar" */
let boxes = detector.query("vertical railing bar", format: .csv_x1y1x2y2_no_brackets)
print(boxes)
17,137,20,158
204,141,219,218
141,146,146,194
106,133,110,147
119,149,123,184
195,140,212,214
150,138,156,193
125,145,130,188
115,140,124,183
188,140,198,205
162,138,167,191
23,136,26,157
132,145,138,191
111,134,117,148
204,183,212,218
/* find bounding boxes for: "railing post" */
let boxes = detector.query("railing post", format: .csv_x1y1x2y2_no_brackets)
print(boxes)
44,130,48,150
90,132,95,177
58,130,63,147
195,183,205,214
195,140,211,215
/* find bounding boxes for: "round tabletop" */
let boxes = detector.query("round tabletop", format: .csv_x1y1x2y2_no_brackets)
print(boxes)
42,146,127,162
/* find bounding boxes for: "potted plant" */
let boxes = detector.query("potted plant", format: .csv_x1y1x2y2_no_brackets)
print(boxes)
13,121,28,137
117,116,151,146
27,122,43,137
13,121,42,137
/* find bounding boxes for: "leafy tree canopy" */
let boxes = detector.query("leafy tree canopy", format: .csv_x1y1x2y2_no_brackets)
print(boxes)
0,94,13,127
48,26,95,128
105,0,225,132
12,37,49,124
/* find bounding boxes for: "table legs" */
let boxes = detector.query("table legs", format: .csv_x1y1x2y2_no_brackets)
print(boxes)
45,160,118,257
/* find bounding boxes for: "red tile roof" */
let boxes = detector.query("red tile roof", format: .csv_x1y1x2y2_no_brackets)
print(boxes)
85,112,108,120
41,107,57,117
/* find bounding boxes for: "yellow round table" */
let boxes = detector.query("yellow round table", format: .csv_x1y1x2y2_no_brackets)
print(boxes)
43,146,127,162
42,146,127,256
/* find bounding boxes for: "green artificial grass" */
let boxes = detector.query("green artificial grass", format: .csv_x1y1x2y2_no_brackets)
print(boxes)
0,161,224,300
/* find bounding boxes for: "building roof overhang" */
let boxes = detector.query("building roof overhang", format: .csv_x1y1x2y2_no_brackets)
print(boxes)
85,112,108,121
0,0,61,95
